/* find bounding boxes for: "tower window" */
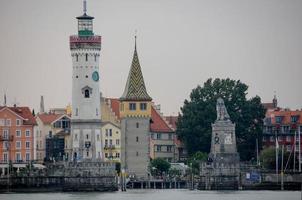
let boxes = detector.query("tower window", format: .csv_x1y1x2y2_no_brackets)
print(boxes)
87,151,89,157
85,53,88,61
136,136,139,142
76,75,78,78
94,54,97,61
96,108,98,116
129,103,136,110
76,54,79,62
84,89,90,98
136,122,139,128
75,108,79,116
136,151,139,156
86,134,89,139
140,103,147,110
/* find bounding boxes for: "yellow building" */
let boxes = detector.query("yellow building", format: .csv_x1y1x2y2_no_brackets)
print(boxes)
101,122,121,162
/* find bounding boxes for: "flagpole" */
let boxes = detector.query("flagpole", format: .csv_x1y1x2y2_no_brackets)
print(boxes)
275,137,279,183
294,130,296,172
299,126,301,172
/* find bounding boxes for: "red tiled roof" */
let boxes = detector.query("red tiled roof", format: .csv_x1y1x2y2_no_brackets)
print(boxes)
150,106,174,133
266,109,302,124
0,106,36,125
37,113,63,124
165,116,178,130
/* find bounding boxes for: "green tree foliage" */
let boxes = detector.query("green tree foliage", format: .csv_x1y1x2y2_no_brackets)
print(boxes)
188,151,208,174
150,158,171,176
176,78,265,161
260,147,297,170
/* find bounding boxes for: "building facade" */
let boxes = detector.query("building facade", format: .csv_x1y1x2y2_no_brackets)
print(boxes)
69,4,102,161
0,106,36,163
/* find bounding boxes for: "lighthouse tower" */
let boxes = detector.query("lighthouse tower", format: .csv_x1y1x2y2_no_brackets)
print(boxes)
69,0,102,161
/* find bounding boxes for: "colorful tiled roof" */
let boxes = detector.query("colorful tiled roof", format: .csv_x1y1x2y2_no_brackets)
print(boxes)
37,113,63,124
120,37,152,101
0,106,36,125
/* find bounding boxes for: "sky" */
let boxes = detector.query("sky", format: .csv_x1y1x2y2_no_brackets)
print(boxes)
0,0,301,116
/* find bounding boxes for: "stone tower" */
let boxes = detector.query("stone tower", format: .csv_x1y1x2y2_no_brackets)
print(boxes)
120,36,152,179
69,0,102,161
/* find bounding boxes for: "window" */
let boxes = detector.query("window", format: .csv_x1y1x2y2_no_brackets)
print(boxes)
86,151,89,157
109,129,112,137
94,54,97,61
16,119,21,126
136,151,139,156
3,130,9,139
25,141,30,149
25,130,30,137
291,116,299,123
0,119,4,126
167,146,172,152
97,134,100,141
105,129,108,137
156,145,161,152
5,119,11,126
16,153,21,162
286,136,291,142
129,103,136,111
26,153,30,161
16,130,21,137
168,133,173,140
84,89,90,98
116,139,120,145
49,131,52,137
109,139,112,145
269,136,274,142
116,153,120,158
105,139,108,146
85,53,88,61
16,141,21,149
286,145,292,152
275,116,283,124
74,134,78,141
3,141,8,150
3,153,8,163
96,108,98,116
282,126,290,133
157,133,161,140
136,122,139,128
278,136,282,142
76,54,78,62
136,136,139,142
105,153,108,158
76,108,79,116
140,103,147,110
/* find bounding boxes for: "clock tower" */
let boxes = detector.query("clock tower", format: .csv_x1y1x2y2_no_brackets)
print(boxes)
69,0,102,161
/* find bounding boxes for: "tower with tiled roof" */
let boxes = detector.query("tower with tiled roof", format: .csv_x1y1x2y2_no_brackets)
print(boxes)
120,36,152,178
69,0,102,161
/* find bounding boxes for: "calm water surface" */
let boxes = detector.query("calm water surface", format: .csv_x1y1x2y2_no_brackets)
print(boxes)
0,189,300,200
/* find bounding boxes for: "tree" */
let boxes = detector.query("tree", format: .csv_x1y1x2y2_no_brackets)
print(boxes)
150,158,171,176
176,78,265,161
188,151,208,174
260,147,297,170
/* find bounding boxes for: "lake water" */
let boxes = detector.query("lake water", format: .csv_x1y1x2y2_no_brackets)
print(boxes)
0,189,300,200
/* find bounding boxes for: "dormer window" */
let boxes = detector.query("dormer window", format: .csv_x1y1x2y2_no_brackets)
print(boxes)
81,86,92,98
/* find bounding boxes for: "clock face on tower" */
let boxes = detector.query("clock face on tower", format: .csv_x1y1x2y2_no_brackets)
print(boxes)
92,71,99,82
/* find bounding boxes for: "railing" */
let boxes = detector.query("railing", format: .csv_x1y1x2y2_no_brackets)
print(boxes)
70,35,101,43
104,145,115,150
0,135,13,141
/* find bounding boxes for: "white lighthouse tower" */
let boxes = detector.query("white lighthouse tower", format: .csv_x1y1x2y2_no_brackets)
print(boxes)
69,0,102,161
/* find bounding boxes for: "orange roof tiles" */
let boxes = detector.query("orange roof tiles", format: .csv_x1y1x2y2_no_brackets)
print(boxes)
37,113,63,124
165,116,178,131
266,109,302,124
0,106,36,125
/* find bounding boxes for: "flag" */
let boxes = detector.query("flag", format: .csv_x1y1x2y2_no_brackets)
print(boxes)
275,138,279,149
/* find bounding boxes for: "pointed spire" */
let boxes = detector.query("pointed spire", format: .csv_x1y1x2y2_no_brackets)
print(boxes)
273,91,278,108
40,95,45,113
120,36,152,101
4,93,6,106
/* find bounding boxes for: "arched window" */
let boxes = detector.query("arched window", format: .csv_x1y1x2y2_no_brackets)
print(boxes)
94,54,97,61
76,54,78,62
85,53,88,61
85,89,90,98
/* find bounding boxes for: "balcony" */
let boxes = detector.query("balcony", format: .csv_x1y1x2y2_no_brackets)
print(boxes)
104,145,115,150
0,135,14,141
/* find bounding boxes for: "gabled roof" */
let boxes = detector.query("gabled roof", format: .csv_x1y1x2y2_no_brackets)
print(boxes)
120,37,152,101
165,116,178,131
37,113,63,124
0,106,36,125
150,106,174,133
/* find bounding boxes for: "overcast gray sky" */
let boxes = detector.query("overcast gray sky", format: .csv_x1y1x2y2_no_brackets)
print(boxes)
0,0,301,115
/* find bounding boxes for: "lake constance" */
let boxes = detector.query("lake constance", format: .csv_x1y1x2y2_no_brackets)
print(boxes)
0,189,300,200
